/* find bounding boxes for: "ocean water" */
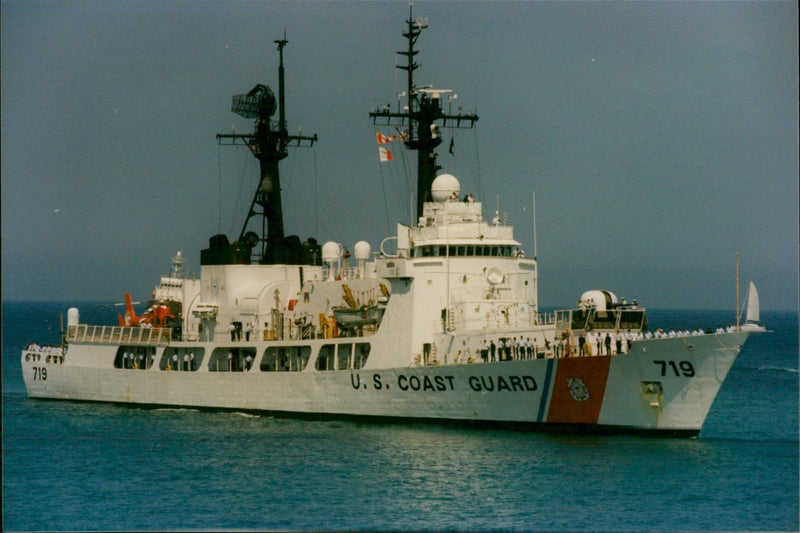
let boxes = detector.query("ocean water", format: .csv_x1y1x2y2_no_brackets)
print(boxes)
2,301,798,531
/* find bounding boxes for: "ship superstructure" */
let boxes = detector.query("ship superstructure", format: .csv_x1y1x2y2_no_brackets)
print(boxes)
21,9,762,436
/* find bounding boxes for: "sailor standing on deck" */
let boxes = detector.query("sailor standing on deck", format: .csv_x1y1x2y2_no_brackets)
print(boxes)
481,340,489,363
229,322,236,341
489,340,496,362
497,339,505,361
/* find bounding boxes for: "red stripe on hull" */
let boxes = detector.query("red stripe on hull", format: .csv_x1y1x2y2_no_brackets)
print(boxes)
546,356,611,424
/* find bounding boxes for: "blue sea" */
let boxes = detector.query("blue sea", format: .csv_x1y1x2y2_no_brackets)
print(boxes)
3,301,798,531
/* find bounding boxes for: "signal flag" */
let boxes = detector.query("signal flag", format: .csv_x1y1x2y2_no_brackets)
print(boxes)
376,132,397,144
378,146,394,162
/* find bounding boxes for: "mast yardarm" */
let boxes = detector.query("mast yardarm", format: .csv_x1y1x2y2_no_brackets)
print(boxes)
215,38,318,265
369,6,479,220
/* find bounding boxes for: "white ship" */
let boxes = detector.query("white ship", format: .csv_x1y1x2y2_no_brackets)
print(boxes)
22,10,763,436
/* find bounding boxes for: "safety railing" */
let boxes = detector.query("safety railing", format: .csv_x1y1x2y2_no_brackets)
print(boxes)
66,325,172,346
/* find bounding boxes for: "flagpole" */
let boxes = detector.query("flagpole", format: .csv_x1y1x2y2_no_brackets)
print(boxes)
533,191,539,321
445,212,450,334
532,192,537,260
736,253,740,331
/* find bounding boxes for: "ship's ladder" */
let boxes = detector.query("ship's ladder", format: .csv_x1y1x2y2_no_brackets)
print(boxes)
447,305,457,331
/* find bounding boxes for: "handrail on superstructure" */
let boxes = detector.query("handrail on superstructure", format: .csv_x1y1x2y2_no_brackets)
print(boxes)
66,325,172,346
555,307,647,333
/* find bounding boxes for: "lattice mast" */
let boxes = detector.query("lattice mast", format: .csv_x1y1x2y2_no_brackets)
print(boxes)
217,38,317,264
369,6,479,220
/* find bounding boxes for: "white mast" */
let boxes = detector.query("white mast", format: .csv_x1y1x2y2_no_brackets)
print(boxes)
532,192,537,259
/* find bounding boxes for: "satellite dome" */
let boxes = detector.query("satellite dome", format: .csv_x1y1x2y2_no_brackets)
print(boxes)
353,241,372,261
431,173,461,202
322,241,341,264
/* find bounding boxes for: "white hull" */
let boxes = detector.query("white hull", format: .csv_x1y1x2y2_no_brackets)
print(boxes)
20,13,759,438
22,331,748,435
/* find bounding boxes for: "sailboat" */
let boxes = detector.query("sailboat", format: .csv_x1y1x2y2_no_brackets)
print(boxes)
740,281,767,331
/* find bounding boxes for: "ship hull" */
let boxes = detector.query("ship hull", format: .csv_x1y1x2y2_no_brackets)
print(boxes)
21,332,747,435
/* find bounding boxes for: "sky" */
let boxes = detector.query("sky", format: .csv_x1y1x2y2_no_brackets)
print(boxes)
2,0,798,312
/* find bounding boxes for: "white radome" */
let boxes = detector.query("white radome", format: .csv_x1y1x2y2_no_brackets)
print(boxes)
353,241,372,261
431,173,460,202
322,241,341,264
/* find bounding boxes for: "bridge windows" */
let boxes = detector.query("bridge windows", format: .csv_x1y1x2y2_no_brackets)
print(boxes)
411,245,513,258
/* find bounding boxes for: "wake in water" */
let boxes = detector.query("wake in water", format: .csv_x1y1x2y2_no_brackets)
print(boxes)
228,411,262,418
756,365,799,374
152,407,269,419
736,364,799,374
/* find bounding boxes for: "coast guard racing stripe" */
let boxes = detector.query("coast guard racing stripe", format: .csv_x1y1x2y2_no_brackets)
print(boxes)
546,357,611,424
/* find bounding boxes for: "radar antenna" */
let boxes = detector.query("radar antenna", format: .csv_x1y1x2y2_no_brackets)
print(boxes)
216,37,318,264
369,5,479,220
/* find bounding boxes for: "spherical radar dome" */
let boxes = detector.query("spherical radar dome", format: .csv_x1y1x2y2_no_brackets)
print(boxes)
353,241,372,261
431,173,461,202
322,241,341,264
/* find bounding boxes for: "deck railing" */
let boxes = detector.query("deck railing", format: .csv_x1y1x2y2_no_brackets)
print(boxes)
66,325,172,346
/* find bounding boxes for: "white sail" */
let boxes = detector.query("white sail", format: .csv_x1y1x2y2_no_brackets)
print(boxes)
745,281,760,323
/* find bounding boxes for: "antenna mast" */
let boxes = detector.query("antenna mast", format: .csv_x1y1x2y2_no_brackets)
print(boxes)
216,37,318,264
736,253,740,331
369,5,479,220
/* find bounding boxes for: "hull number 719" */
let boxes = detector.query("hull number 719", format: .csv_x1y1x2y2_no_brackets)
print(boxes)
653,360,695,377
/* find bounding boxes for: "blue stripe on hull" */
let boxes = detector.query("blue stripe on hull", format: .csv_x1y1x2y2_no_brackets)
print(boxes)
536,358,555,422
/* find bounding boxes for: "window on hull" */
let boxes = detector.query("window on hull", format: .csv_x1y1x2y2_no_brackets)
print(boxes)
315,343,371,371
115,346,157,370
260,346,311,372
208,347,257,372
160,347,206,371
